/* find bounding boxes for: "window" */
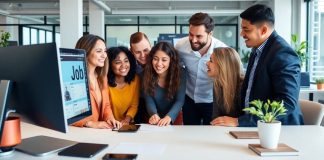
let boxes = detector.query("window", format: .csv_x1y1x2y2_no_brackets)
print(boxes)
22,27,30,45
309,0,324,80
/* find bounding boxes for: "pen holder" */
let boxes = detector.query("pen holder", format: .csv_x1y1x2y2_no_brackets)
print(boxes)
0,116,21,156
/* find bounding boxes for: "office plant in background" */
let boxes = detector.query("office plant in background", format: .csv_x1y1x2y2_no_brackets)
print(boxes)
291,34,310,87
243,100,287,149
0,30,11,47
316,78,324,90
291,34,307,68
241,49,251,68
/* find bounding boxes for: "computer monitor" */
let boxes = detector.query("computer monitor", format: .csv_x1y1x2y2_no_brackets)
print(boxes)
0,43,92,133
157,34,187,46
0,80,11,143
7,41,19,46
59,48,92,125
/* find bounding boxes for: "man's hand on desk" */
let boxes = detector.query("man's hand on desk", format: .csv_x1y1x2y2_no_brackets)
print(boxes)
210,116,238,127
85,121,111,129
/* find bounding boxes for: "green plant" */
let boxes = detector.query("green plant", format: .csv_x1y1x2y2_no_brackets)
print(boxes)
291,34,307,67
0,30,11,47
243,100,287,123
316,78,324,84
241,50,251,65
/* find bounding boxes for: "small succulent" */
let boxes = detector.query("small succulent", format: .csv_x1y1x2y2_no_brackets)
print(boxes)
243,100,287,123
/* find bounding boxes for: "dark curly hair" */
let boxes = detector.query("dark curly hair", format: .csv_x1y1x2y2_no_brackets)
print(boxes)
107,46,137,87
143,42,181,100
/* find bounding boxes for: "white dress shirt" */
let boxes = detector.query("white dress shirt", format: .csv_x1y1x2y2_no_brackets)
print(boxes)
175,36,227,103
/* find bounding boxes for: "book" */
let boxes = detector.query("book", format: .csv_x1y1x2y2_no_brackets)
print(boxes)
229,131,259,139
248,143,299,156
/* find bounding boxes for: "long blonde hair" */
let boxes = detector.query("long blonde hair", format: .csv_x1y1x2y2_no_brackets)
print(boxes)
212,47,244,113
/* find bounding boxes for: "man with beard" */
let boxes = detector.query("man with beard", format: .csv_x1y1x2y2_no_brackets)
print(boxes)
175,12,227,125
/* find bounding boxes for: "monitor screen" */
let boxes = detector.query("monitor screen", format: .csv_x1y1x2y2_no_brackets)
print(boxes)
59,48,92,124
0,43,91,133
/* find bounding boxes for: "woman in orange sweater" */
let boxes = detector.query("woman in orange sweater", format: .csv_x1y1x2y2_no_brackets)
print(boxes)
73,34,121,129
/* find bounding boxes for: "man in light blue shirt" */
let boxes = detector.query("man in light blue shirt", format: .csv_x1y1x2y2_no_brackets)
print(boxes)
175,12,227,125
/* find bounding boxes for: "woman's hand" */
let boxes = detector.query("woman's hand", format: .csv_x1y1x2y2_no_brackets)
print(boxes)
157,115,171,126
85,121,111,129
107,118,122,129
121,116,132,125
210,116,238,127
149,114,161,125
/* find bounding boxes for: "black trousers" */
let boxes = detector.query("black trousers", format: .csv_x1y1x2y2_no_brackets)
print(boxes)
183,95,213,125
134,97,149,124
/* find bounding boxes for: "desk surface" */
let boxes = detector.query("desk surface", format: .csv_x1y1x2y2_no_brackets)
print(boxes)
300,84,324,93
3,122,324,160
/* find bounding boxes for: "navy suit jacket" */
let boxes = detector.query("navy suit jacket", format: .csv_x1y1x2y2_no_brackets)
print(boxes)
238,31,304,127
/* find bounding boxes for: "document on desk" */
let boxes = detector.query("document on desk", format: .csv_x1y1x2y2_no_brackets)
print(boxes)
111,142,166,155
138,124,174,132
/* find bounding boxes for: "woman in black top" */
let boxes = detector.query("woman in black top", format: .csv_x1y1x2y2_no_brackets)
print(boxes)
206,47,244,126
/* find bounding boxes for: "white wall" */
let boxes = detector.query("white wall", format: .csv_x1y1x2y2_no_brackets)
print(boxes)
272,0,292,43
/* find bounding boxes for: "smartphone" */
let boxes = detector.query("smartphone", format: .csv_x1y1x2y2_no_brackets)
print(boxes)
102,153,138,160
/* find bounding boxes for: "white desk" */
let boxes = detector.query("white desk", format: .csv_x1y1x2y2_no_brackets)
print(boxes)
3,122,324,160
300,84,324,101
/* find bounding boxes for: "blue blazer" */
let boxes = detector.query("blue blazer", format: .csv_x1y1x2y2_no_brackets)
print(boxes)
238,31,304,127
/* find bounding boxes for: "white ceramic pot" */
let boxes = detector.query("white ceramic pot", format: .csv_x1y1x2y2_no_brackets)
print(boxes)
257,120,281,149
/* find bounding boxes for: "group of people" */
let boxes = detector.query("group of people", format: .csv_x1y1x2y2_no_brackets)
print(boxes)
72,4,304,129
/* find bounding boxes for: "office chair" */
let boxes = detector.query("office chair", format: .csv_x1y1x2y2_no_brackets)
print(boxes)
299,99,324,125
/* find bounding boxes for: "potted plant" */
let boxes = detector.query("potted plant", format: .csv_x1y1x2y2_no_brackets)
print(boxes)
241,49,251,68
316,78,324,90
0,30,11,47
243,100,287,149
291,34,307,68
291,34,310,87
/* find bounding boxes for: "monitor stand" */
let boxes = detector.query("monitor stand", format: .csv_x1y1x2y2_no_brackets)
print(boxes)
15,135,77,156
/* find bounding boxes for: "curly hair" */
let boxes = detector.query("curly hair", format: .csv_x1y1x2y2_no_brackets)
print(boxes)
107,46,137,87
143,42,181,100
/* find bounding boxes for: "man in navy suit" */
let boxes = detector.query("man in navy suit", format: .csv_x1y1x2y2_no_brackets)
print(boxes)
211,4,304,127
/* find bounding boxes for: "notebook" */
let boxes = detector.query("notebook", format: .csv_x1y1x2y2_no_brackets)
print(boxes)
248,143,299,156
58,143,108,158
229,131,259,139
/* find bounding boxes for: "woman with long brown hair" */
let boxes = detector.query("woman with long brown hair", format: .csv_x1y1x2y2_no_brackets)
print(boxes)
143,42,186,126
73,34,121,129
206,47,244,126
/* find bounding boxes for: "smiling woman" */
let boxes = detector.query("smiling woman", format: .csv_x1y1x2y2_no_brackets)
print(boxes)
107,46,140,125
143,42,186,126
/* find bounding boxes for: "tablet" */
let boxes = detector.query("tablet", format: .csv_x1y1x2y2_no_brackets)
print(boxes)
117,125,140,132
58,142,108,158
